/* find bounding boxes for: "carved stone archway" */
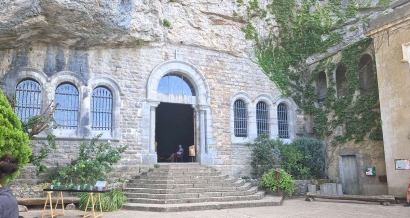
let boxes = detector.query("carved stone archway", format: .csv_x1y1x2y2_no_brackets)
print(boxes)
144,60,214,165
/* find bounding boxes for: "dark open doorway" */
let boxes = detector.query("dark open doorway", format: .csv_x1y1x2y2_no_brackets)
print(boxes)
156,102,194,162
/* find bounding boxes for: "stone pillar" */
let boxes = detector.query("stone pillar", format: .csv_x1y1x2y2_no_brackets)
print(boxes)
199,109,206,154
149,105,157,154
145,100,160,164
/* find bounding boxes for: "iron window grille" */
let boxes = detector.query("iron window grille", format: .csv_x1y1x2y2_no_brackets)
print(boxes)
91,87,113,130
277,103,289,139
234,99,247,137
157,74,196,96
15,79,42,122
256,101,269,136
54,83,79,129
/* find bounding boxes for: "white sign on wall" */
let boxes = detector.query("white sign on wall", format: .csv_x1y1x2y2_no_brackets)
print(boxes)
395,159,410,170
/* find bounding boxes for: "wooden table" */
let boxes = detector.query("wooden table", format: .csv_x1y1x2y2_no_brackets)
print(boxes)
42,189,109,218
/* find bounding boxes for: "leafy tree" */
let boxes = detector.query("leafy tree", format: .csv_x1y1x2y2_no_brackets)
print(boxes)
0,89,31,184
6,94,58,176
58,134,128,185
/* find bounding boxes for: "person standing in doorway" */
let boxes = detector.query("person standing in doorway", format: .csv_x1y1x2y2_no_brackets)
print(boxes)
0,153,20,218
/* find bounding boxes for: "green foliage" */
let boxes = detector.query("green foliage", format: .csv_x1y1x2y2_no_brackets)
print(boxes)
278,143,310,179
0,89,31,184
249,0,259,10
163,19,171,28
245,134,283,178
57,134,128,185
251,0,382,160
78,189,127,212
376,0,392,8
29,132,57,175
260,168,295,194
290,137,325,178
6,95,59,176
255,0,348,95
241,23,258,40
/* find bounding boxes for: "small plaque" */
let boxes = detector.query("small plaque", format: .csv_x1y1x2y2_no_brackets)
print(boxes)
395,159,410,170
175,50,184,60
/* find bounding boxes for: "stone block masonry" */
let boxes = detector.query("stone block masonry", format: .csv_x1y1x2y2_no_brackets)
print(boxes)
0,42,298,185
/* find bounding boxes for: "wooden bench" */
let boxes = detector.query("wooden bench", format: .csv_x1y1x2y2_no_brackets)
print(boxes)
305,192,395,206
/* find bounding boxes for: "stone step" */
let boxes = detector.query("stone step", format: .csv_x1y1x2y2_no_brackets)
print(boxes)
146,171,222,177
125,186,258,200
123,182,253,194
127,191,266,204
150,169,214,173
129,174,230,184
122,196,283,212
126,183,194,189
123,187,206,194
127,178,244,189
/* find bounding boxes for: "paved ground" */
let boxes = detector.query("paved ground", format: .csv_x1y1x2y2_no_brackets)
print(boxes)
22,198,409,218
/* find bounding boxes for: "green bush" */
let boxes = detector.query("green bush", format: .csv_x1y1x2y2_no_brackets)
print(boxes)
278,143,310,179
260,168,295,194
246,134,283,178
78,189,127,211
57,134,128,185
0,89,31,184
291,137,325,179
278,137,325,179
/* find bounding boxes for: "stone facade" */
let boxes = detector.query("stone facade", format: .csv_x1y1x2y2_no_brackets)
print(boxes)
0,42,298,182
366,1,410,196
0,0,402,198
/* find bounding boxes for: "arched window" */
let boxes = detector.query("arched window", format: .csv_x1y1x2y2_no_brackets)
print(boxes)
336,65,348,98
256,101,269,136
316,71,327,103
158,74,196,96
358,54,374,94
54,83,79,129
15,79,42,122
277,103,289,139
234,99,247,137
91,87,113,130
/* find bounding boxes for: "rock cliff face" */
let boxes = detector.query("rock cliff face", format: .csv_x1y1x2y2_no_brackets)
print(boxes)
0,0,260,56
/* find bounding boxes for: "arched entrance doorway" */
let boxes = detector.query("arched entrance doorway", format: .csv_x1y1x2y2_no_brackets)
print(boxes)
156,103,195,162
144,60,214,165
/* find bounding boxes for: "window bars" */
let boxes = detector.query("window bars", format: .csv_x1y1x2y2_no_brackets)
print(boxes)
157,74,196,96
54,83,79,129
277,103,289,139
91,87,113,130
234,100,247,137
15,79,42,122
256,101,269,136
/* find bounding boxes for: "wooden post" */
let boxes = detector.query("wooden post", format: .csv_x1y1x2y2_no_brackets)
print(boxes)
275,170,281,197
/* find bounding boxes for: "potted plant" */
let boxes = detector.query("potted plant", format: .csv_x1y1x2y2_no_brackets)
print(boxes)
260,168,295,196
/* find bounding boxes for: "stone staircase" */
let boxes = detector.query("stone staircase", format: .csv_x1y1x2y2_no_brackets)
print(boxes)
122,163,282,212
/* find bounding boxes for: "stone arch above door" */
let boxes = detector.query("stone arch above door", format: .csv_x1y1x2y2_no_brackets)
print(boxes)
144,60,214,165
147,60,210,105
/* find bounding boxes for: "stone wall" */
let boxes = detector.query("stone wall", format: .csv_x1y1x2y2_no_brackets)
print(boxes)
0,41,287,184
366,2,410,196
